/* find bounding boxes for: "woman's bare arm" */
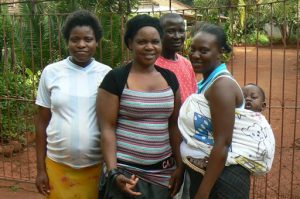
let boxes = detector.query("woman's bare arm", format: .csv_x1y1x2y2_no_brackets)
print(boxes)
195,77,240,199
35,106,51,195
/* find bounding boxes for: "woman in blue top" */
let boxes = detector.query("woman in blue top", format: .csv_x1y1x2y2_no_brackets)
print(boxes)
179,23,250,199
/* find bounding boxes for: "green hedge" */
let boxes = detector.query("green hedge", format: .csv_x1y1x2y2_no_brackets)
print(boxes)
0,69,39,143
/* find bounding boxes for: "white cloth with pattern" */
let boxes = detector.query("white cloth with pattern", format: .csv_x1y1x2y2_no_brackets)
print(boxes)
179,93,275,175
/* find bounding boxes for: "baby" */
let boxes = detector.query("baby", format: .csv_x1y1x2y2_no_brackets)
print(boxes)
242,83,266,112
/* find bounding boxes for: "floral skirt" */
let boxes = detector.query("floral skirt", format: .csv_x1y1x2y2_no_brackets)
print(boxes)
46,157,102,199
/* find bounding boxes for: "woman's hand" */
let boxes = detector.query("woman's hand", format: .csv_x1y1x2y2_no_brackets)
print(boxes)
169,167,185,197
36,170,50,196
115,174,142,196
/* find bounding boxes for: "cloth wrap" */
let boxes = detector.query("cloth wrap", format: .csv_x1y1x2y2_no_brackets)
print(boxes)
179,93,275,175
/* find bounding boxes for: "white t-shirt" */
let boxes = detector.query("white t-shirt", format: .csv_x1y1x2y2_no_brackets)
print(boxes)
36,57,111,168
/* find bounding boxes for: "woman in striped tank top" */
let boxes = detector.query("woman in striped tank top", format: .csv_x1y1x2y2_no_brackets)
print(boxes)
97,15,184,199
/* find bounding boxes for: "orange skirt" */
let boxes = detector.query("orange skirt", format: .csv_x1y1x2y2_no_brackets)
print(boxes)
46,157,102,199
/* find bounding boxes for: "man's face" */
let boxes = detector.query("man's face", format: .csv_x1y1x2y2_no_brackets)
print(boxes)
162,17,186,53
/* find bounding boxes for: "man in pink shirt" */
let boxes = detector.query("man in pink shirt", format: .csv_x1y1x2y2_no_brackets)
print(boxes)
155,13,197,103
156,13,197,199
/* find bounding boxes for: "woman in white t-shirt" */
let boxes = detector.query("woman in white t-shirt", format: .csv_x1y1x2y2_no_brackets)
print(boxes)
35,10,111,199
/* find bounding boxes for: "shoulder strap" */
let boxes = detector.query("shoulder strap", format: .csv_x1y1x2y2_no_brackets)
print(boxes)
204,74,245,108
198,63,229,93
201,72,230,93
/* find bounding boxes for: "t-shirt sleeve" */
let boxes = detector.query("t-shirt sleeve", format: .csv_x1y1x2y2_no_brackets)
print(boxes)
99,69,120,97
35,68,51,108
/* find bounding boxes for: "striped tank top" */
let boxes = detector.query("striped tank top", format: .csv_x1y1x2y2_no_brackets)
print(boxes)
116,87,175,187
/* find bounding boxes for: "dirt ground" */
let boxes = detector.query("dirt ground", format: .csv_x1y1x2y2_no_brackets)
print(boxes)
229,46,300,199
0,46,299,199
0,179,42,199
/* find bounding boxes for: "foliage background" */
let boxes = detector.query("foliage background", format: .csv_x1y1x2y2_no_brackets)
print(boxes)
0,0,131,142
0,0,299,142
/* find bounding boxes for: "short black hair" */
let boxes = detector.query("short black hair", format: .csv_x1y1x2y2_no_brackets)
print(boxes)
196,23,231,53
245,83,266,101
124,14,163,49
62,9,103,42
159,13,184,28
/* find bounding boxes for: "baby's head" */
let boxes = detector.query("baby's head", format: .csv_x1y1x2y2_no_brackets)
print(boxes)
242,83,266,112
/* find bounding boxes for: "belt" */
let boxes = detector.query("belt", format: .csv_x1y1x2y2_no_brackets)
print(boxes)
182,156,208,175
117,156,175,170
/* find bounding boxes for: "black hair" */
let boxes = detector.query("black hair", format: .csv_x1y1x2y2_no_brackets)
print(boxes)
245,83,266,101
196,23,231,53
124,14,163,49
159,13,184,28
62,9,103,42
190,21,205,37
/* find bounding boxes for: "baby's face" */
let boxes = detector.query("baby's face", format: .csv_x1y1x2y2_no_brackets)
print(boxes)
242,85,265,112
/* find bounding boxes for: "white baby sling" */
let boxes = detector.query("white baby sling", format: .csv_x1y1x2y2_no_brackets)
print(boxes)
179,73,275,175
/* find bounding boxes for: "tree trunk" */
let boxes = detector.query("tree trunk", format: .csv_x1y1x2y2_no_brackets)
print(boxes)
280,23,289,47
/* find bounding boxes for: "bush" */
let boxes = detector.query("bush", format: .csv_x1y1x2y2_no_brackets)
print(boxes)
0,68,40,143
247,31,270,46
